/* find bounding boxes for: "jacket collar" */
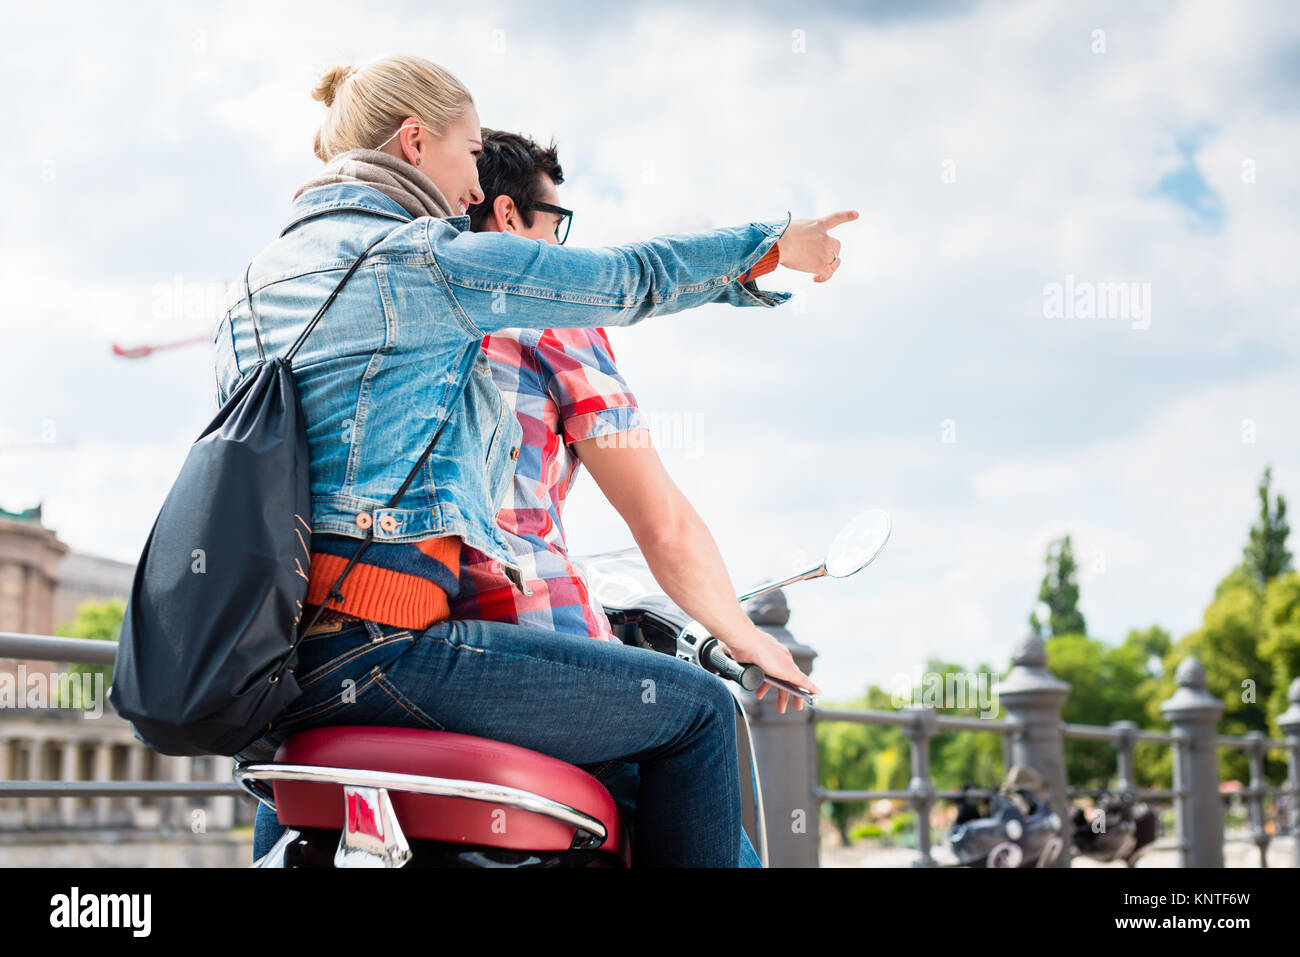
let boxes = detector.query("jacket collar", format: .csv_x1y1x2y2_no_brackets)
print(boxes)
281,182,471,236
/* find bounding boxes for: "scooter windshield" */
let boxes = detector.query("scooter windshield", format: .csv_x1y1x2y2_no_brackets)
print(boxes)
571,547,683,622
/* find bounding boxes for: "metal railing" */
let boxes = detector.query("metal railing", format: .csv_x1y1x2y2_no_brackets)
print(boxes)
0,632,248,839
3,629,1300,868
791,635,1300,867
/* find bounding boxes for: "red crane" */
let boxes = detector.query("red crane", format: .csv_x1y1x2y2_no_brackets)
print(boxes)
111,334,209,359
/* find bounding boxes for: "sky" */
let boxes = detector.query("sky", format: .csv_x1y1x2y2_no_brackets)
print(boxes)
2,0,1298,700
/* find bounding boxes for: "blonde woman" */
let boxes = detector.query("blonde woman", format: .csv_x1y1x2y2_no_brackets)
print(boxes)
218,54,854,866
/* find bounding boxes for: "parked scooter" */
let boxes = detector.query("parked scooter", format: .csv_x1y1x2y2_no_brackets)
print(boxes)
234,509,892,867
1070,791,1158,866
947,766,1067,867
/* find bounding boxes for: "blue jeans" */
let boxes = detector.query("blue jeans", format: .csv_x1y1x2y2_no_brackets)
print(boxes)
564,758,762,867
238,617,746,867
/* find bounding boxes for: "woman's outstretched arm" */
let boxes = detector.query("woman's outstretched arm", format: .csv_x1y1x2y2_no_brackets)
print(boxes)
431,210,857,338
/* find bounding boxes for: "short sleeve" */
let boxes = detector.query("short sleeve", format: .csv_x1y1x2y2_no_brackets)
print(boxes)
533,328,648,446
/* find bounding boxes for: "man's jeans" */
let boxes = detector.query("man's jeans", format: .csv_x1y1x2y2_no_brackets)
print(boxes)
238,617,754,867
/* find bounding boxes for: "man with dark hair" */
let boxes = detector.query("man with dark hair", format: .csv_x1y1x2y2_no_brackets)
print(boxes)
455,129,787,866
467,129,566,236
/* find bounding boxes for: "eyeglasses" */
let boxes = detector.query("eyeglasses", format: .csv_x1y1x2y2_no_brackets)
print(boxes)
524,201,573,245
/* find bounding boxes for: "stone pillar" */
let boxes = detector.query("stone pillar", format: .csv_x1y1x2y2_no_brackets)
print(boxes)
126,744,145,825
167,756,193,835
0,737,15,825
740,588,819,868
135,747,161,830
210,756,236,830
93,739,113,826
997,632,1073,867
58,738,79,826
1276,677,1300,869
24,739,46,828
1,738,27,826
190,757,212,836
1160,657,1224,868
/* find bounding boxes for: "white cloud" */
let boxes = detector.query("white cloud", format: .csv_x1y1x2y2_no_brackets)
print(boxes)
3,0,1299,702
973,463,1083,499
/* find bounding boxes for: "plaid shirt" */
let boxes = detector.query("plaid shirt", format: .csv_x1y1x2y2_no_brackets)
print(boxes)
449,327,647,641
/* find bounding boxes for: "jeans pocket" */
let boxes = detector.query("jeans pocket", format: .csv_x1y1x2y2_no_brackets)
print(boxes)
271,621,412,735
267,664,450,741
270,667,387,737
369,673,447,731
291,620,414,690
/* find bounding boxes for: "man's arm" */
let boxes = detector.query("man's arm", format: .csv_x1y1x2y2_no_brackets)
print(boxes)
573,430,821,709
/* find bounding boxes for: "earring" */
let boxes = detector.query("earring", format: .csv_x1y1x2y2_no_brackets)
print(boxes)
415,157,421,166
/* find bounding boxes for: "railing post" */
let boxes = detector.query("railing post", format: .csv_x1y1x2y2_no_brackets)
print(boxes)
1160,657,1224,867
742,588,819,867
1243,730,1270,868
997,632,1073,867
1277,677,1300,869
903,706,938,867
1111,719,1138,794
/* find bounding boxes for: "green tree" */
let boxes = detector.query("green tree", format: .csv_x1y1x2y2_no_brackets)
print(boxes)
1030,535,1086,637
53,598,124,709
816,685,908,845
1242,466,1292,587
1260,571,1300,734
1152,566,1282,784
920,657,1005,793
1044,631,1164,787
1127,624,1172,662
818,658,1016,847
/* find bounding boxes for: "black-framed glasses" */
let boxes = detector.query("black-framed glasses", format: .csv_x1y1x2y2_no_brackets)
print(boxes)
525,201,573,245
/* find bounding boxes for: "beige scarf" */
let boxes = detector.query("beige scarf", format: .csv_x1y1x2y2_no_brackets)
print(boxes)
293,148,453,220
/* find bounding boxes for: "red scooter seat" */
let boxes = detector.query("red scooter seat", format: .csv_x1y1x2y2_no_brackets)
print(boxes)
268,725,629,862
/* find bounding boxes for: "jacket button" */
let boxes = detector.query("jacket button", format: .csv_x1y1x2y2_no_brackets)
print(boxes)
510,446,520,460
379,515,398,533
355,513,373,530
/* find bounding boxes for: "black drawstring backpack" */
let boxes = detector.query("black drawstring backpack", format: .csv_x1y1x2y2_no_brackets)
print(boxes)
109,233,455,756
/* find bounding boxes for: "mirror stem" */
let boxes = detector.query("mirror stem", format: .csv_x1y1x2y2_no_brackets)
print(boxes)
736,563,828,604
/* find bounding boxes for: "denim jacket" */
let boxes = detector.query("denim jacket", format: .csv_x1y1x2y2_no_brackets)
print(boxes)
212,183,790,592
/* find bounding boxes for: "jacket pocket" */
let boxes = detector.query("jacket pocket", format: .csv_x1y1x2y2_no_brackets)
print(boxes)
488,410,520,515
471,358,518,514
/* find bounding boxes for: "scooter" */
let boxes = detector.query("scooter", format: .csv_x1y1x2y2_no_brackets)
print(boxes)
948,771,1067,868
1069,791,1158,866
234,508,892,867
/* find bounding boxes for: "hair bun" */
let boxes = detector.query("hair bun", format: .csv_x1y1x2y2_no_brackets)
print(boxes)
312,65,355,107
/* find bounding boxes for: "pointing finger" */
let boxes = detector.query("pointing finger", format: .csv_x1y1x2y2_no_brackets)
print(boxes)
819,209,859,230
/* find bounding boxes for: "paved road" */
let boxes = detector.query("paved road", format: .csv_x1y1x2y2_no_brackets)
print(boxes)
819,833,1296,868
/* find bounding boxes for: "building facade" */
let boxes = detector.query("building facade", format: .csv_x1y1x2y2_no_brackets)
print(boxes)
0,503,255,851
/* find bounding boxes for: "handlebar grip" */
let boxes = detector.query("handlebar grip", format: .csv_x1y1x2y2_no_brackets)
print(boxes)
701,638,766,692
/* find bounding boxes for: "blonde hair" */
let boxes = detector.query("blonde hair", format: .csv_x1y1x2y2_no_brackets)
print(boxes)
311,54,474,162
